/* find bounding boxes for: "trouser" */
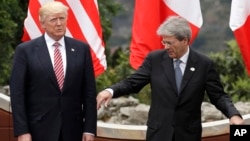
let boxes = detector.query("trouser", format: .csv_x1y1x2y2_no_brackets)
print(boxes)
58,130,63,141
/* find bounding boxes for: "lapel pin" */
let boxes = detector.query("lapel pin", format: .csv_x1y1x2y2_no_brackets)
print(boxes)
190,67,195,71
71,48,75,52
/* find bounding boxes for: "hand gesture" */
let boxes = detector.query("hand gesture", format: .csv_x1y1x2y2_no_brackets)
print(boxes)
96,90,112,110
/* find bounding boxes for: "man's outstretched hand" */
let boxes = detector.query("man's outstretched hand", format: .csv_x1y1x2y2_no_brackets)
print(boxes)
96,90,112,110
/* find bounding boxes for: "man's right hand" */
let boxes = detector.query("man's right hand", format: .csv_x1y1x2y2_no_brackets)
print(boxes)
96,90,112,110
18,133,32,141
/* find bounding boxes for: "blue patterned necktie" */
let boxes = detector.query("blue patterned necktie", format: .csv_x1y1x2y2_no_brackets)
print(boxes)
175,59,182,93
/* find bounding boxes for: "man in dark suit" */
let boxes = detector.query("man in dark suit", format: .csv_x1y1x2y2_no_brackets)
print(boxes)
10,1,96,141
96,16,244,141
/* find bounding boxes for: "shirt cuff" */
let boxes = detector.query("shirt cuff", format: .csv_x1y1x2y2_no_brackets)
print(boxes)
83,132,95,136
105,88,114,96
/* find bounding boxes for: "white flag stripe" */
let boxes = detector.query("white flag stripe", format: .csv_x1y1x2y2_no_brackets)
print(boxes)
24,12,73,40
94,0,99,10
65,28,73,38
229,0,250,31
67,0,106,68
164,0,203,27
24,0,51,39
88,35,106,68
39,0,51,5
24,9,42,39
67,0,103,49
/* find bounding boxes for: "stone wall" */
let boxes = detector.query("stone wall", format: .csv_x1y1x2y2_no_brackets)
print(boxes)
98,96,250,125
1,86,250,141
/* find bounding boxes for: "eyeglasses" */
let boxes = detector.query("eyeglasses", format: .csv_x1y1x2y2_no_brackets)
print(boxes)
161,40,176,46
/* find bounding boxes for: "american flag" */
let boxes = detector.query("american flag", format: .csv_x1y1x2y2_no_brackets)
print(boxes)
22,0,106,77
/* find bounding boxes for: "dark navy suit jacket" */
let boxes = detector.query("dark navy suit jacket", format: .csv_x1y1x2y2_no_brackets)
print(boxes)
10,35,97,141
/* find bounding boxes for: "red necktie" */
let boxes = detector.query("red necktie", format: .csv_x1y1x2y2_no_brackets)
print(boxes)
53,42,64,91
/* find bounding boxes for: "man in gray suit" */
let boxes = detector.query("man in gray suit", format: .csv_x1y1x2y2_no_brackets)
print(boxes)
96,16,244,141
10,1,96,141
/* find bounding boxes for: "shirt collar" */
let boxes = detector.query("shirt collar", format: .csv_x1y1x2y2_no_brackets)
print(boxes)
44,33,65,48
174,47,190,64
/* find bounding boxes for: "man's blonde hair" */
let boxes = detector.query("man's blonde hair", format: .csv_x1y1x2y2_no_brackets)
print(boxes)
39,1,69,23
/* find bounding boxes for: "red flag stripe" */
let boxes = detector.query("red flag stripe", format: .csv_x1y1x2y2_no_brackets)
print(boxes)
57,0,87,41
23,9,42,39
67,1,104,52
230,0,250,75
80,0,103,37
66,1,106,73
233,17,250,75
63,0,106,75
27,0,41,31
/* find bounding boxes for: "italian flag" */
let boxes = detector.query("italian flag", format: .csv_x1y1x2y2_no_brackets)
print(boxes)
130,0,203,69
230,0,250,76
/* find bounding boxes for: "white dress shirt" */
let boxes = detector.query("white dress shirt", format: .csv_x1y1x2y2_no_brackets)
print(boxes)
44,33,67,76
173,47,190,75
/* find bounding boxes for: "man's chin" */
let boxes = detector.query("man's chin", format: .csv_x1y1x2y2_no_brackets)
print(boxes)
55,33,65,37
168,54,175,58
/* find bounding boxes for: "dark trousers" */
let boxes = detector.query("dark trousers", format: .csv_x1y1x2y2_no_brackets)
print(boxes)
58,130,63,141
172,133,175,141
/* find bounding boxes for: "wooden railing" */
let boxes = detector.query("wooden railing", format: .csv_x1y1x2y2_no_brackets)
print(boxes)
1,93,250,141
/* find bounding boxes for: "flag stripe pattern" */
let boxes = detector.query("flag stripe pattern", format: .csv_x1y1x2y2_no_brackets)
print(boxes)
229,0,250,75
22,0,106,77
130,0,203,69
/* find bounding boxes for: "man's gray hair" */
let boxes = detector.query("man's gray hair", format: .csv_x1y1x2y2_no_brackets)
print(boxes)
157,16,192,42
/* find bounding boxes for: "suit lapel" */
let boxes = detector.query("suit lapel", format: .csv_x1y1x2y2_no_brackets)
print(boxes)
161,52,178,93
36,36,59,89
63,37,77,91
180,49,197,94
161,49,198,95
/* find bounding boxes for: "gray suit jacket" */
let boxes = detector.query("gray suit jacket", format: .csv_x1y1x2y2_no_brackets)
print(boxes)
110,48,240,141
10,35,97,141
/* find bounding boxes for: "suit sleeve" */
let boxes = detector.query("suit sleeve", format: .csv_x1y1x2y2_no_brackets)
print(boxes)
205,61,241,118
10,45,30,136
111,53,152,98
82,44,97,135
